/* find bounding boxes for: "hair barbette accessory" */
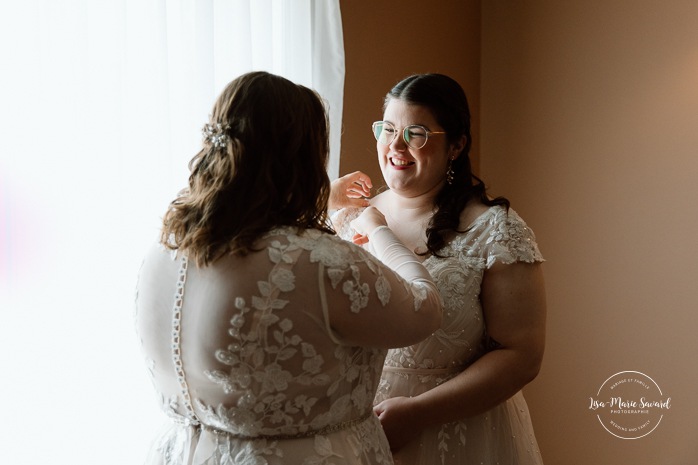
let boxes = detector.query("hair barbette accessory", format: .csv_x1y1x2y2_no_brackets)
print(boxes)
202,122,230,149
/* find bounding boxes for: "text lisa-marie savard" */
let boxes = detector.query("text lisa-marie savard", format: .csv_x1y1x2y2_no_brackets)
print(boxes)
589,396,671,413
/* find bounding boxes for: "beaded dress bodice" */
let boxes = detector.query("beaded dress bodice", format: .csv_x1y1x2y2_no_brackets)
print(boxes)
387,206,542,387
333,205,546,465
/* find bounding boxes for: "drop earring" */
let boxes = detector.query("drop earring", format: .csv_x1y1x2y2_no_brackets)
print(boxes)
446,158,455,185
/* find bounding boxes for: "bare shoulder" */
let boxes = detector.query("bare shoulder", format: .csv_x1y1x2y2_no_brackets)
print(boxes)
458,199,492,230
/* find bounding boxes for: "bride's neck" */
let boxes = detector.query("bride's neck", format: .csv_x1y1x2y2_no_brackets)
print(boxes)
383,188,439,220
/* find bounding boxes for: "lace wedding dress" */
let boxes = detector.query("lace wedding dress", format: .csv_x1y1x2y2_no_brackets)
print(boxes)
134,226,440,465
334,206,545,465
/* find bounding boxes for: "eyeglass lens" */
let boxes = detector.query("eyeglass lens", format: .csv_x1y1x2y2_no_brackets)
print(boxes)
372,121,429,149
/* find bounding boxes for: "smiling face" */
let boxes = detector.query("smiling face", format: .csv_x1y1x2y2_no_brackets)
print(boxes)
378,98,456,198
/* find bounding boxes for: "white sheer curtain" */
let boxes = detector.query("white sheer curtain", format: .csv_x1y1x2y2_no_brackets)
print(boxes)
0,2,344,464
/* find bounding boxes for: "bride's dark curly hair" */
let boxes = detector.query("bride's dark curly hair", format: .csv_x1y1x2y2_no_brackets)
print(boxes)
385,74,509,256
161,71,333,266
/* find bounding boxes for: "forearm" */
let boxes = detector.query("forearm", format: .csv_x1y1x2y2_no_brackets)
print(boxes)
410,347,542,427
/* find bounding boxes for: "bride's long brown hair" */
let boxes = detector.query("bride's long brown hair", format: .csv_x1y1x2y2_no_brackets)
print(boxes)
161,71,333,266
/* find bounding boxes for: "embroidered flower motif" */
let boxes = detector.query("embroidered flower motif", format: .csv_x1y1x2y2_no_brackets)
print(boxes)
438,426,451,463
258,364,293,392
231,313,246,328
268,239,298,265
410,281,430,311
270,267,295,292
326,268,345,288
342,265,370,313
302,354,324,374
374,275,391,306
300,435,343,465
309,238,350,267
147,227,401,462
295,395,318,416
220,440,275,465
196,400,261,435
343,280,370,312
438,269,467,311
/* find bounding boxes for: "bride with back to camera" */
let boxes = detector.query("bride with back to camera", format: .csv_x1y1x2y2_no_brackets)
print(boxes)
135,71,444,465
331,73,547,465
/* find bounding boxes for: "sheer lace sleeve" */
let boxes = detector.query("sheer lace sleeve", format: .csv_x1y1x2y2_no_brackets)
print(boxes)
483,208,545,268
367,226,437,307
307,231,442,349
330,207,363,241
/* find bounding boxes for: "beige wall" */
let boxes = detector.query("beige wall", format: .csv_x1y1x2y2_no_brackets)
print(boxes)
340,0,481,185
342,1,698,463
481,1,698,464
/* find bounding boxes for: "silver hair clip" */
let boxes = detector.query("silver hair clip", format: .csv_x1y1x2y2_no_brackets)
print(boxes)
202,122,230,149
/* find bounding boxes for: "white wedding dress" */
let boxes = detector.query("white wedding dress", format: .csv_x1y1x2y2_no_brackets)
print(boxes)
334,206,545,465
134,226,441,465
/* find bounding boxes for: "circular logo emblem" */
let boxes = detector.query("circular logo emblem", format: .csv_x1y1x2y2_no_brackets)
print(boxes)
589,371,671,439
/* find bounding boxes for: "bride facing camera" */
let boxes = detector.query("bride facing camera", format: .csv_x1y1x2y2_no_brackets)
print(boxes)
331,73,547,465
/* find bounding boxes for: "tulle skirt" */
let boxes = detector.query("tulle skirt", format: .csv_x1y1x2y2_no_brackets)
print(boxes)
390,391,543,465
144,414,394,465
376,367,543,465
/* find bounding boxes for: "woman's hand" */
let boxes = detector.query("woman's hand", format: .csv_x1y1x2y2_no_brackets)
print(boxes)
328,171,373,211
349,206,387,245
374,396,423,452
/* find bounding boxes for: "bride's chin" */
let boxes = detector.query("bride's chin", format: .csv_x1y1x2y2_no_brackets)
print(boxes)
384,177,410,192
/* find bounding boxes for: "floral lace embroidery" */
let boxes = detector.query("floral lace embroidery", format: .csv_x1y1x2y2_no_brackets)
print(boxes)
481,208,544,267
194,229,390,438
201,292,331,436
436,422,467,465
140,226,403,464
370,206,544,391
343,265,370,312
206,437,281,465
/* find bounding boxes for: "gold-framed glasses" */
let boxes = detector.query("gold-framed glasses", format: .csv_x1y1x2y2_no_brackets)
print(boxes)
372,121,446,149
